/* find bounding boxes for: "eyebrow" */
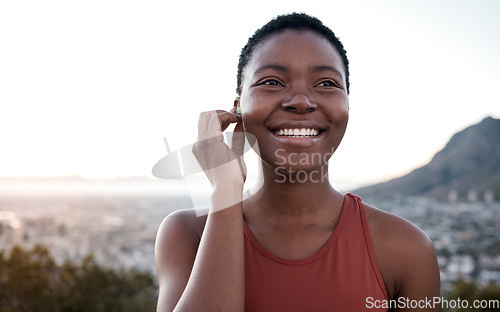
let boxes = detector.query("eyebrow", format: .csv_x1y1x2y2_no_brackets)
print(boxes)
254,64,288,75
254,64,343,78
310,65,344,78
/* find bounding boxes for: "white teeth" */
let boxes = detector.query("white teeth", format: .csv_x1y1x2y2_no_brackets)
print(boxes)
273,128,321,137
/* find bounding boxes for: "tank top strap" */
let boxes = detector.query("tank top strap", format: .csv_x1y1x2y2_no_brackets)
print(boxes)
346,192,389,300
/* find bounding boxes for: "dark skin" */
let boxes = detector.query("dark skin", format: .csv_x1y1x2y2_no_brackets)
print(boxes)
155,30,440,312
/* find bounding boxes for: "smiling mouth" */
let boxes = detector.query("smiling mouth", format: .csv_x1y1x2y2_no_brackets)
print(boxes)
272,128,323,138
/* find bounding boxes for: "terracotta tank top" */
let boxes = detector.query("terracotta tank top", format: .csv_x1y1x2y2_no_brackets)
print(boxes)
243,193,388,312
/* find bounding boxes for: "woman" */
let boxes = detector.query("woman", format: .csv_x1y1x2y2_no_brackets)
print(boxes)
155,13,440,312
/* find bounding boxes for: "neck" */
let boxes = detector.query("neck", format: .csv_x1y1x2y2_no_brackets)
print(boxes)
246,160,343,224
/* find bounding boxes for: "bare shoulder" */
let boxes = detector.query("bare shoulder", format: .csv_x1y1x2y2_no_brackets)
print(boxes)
364,202,435,254
363,202,440,301
155,208,208,311
156,208,208,251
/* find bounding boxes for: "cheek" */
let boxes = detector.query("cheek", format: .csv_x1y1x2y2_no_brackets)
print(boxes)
240,91,263,114
325,102,349,145
240,95,270,132
333,107,349,135
242,114,266,140
328,98,349,124
337,106,349,125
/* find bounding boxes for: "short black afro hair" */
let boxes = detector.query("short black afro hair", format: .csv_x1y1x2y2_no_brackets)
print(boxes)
236,12,350,95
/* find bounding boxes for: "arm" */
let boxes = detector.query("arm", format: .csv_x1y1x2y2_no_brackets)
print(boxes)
368,207,440,312
391,225,440,312
156,109,246,312
155,209,200,312
155,187,245,312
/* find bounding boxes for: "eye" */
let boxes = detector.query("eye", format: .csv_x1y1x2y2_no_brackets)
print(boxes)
316,80,338,88
259,79,283,86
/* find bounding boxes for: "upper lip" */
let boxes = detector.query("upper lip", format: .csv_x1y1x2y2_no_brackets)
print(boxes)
267,120,326,131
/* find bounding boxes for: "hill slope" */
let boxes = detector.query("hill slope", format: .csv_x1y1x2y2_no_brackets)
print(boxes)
354,117,500,201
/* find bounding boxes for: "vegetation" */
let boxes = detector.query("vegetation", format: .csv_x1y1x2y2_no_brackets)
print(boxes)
0,245,157,312
1,245,499,311
440,279,500,311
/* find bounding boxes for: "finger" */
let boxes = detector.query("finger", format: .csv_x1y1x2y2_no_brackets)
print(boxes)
205,113,225,140
197,110,218,138
219,111,240,132
209,111,239,135
198,110,239,138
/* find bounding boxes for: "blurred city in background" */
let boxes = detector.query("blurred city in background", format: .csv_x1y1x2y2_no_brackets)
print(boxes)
1,117,499,310
1,177,499,294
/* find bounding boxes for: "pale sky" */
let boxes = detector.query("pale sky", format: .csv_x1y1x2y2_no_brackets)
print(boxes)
1,0,499,190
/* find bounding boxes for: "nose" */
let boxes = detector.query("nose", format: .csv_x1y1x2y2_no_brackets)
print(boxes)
281,93,316,114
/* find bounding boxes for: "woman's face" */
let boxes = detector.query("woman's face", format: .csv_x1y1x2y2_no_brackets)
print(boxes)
239,29,349,172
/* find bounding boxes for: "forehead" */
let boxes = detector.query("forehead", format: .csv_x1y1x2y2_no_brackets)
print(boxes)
246,29,345,77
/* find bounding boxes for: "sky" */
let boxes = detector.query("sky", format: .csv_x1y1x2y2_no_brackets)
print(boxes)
1,0,499,190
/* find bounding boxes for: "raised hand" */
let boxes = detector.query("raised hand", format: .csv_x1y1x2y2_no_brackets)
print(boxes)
192,108,246,189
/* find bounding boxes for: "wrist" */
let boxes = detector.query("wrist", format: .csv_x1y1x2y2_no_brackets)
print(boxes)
210,183,244,213
213,182,244,194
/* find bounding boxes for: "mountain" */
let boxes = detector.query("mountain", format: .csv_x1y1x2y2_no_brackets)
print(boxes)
354,117,500,201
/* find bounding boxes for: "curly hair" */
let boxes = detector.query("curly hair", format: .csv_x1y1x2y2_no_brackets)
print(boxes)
236,12,350,95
